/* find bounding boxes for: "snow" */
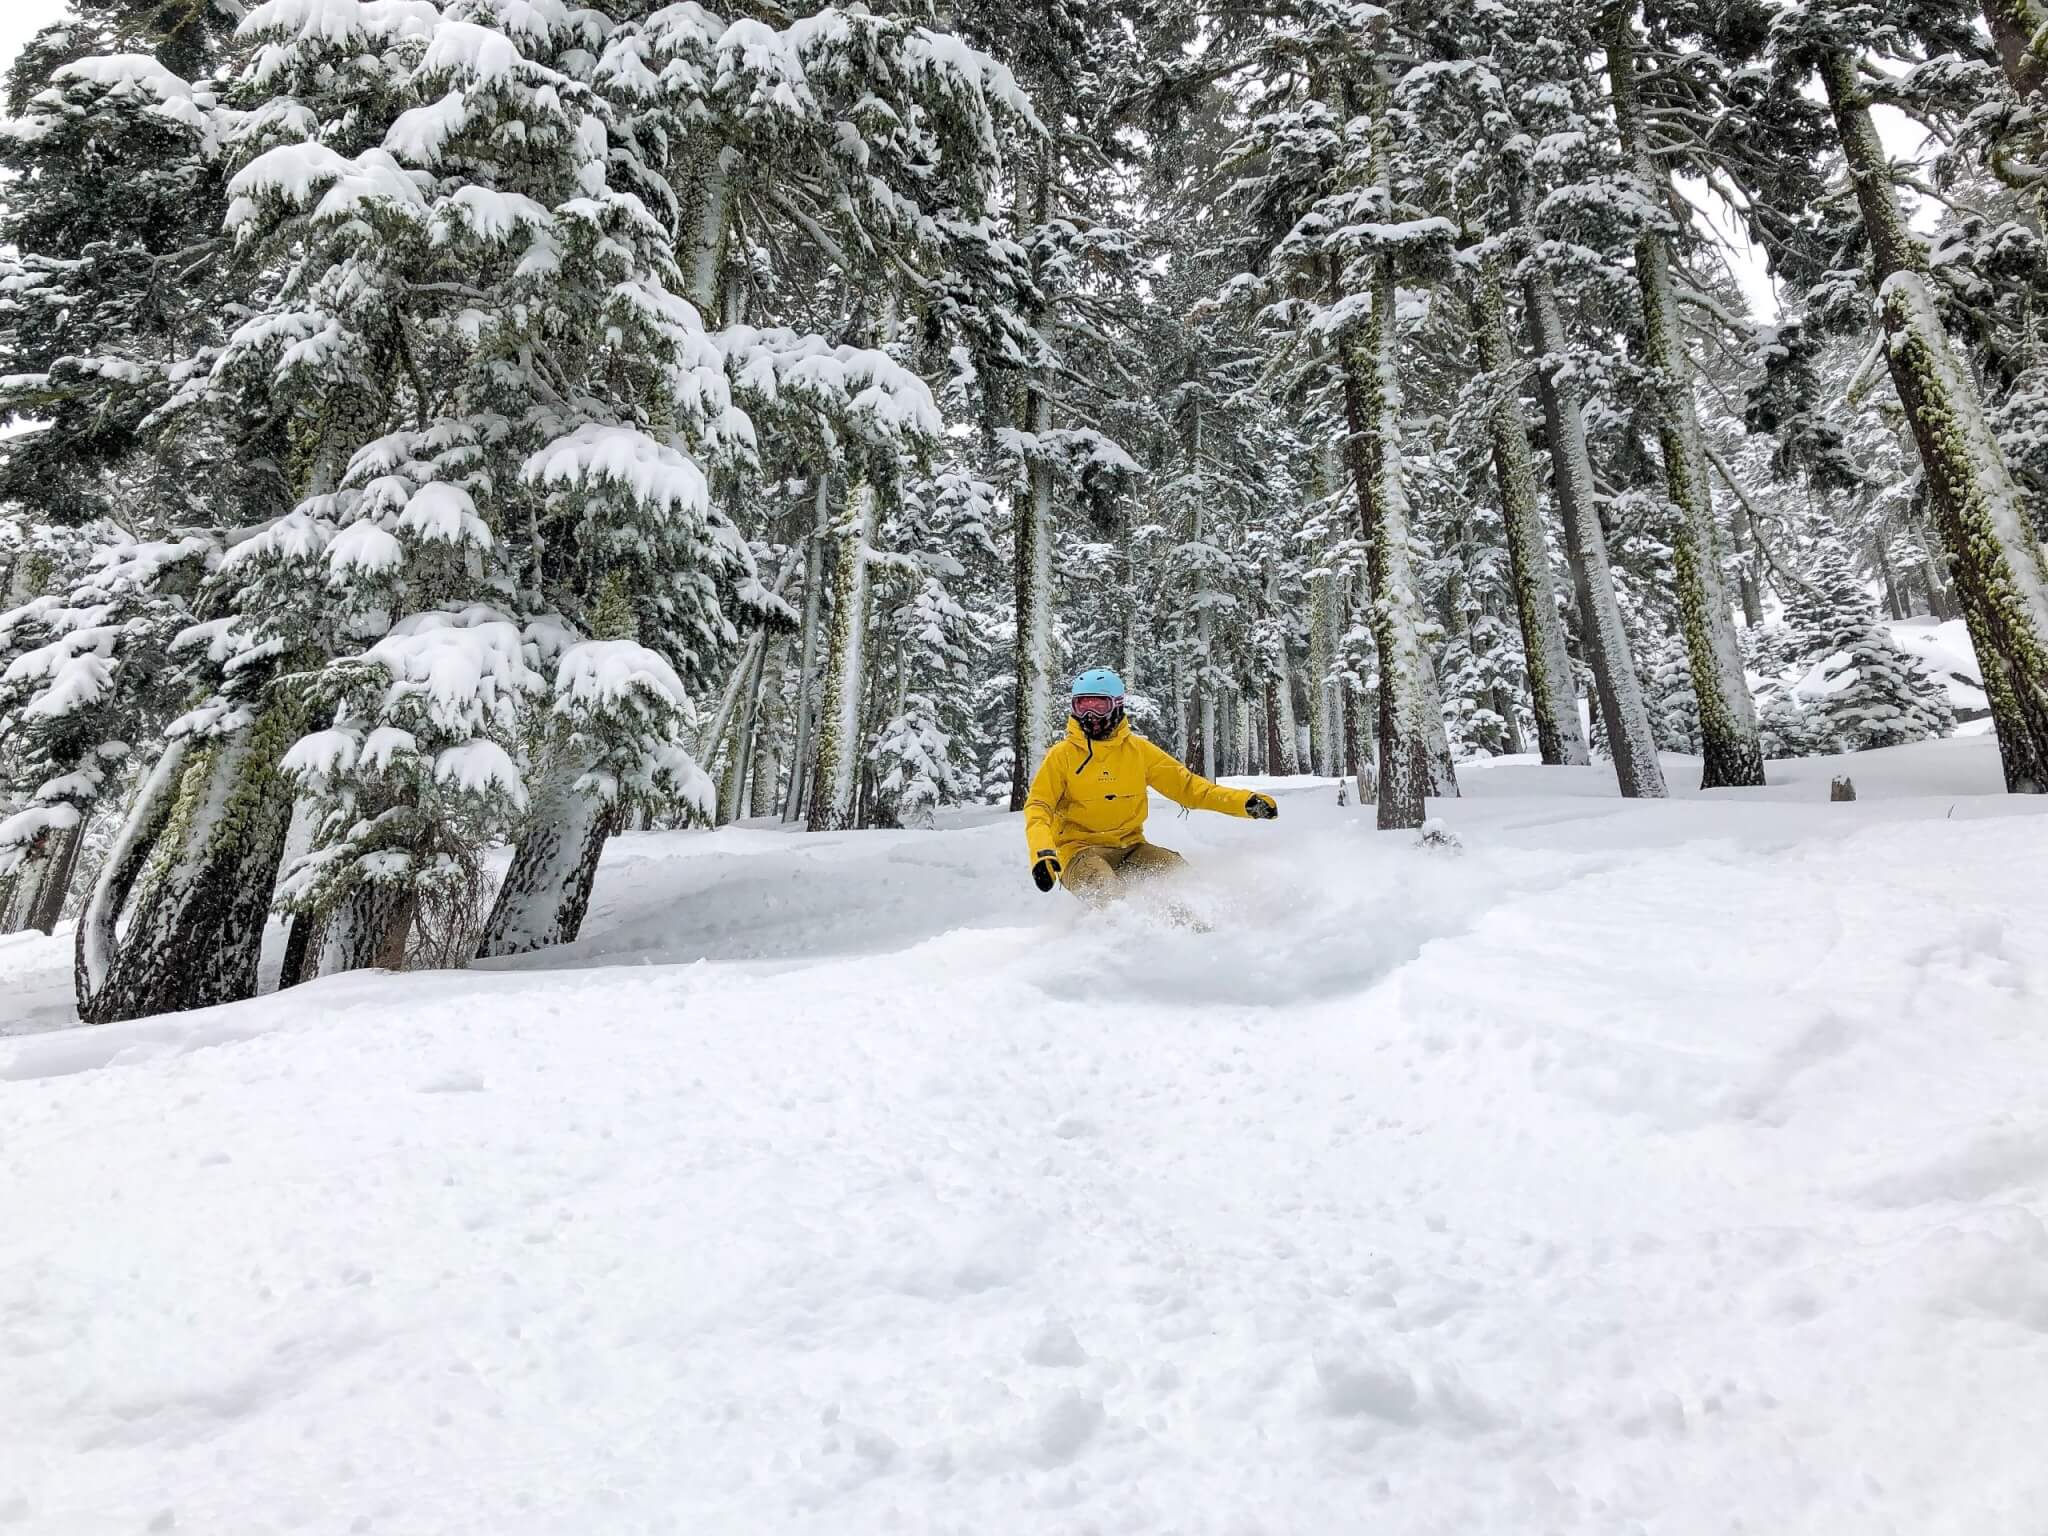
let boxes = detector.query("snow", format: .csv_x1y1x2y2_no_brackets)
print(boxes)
522,423,710,516
324,517,405,577
419,18,525,83
364,611,543,735
397,481,493,549
4,735,2048,1532
554,637,689,713
1886,615,1990,715
432,738,526,805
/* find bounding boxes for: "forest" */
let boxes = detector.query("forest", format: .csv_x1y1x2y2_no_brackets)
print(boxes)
5,0,2048,1024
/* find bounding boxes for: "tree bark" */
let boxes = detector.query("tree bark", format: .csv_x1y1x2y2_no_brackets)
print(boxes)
278,910,318,990
1608,8,1766,789
1009,163,1061,813
475,752,620,957
782,475,833,823
318,879,413,975
749,635,786,818
1824,47,2048,792
1475,258,1590,767
810,478,880,831
21,816,86,936
1339,274,1442,827
1727,496,1767,627
1520,259,1668,798
76,701,300,1025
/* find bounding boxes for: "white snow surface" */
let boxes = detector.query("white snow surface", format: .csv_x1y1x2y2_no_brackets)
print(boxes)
4,736,2048,1533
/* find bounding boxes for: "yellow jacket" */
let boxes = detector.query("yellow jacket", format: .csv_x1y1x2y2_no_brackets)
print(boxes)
1024,718,1251,863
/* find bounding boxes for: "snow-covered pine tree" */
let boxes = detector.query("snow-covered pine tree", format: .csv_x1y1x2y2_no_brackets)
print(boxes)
1787,540,1955,750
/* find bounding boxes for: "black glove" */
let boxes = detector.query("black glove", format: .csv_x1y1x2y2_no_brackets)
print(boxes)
1245,793,1278,820
1031,850,1062,891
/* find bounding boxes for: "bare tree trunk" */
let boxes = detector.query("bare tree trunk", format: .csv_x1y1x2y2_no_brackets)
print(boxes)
782,475,832,823
750,635,786,818
21,817,85,935
1876,534,1907,621
1728,497,1767,627
476,752,621,958
810,478,880,831
318,880,412,976
1476,258,1590,768
1335,130,1454,828
1520,259,1667,798
278,910,319,991
1010,163,1061,813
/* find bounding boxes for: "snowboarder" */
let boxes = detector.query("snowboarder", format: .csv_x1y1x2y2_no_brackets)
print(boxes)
1025,667,1278,904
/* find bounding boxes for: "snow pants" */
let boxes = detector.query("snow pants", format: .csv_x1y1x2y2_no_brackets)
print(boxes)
1060,841,1185,905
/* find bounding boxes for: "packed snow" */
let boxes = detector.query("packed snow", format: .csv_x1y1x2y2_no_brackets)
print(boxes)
3,735,2047,1533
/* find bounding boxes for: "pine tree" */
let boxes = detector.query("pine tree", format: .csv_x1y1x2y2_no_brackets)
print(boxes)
1788,542,1955,750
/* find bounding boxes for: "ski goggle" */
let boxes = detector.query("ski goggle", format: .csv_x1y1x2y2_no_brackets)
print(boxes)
1072,694,1122,724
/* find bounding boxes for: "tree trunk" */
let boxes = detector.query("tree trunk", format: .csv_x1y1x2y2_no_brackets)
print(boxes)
1010,162,1062,813
1475,258,1589,767
1275,658,1302,777
318,879,412,975
1876,534,1907,621
682,142,734,316
76,701,301,1025
1608,10,1766,788
1823,47,2048,792
810,478,880,831
750,635,786,818
1985,0,2048,100
1520,259,1667,798
782,475,833,823
719,638,769,824
476,752,620,957
19,816,86,936
1307,445,1339,776
1728,496,1766,627
278,910,318,990
1010,377,1058,812
1337,190,1454,827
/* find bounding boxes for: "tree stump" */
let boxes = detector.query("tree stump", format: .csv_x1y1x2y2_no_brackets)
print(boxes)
1830,775,1857,802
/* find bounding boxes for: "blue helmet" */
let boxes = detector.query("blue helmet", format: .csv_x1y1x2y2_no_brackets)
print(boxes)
1070,667,1126,740
1071,667,1125,699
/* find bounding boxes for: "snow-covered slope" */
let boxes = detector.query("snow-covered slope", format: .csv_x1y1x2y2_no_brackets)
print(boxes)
4,737,2048,1533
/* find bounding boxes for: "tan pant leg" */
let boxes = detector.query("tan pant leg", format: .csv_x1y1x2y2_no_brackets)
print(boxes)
1060,846,1122,906
1119,842,1186,885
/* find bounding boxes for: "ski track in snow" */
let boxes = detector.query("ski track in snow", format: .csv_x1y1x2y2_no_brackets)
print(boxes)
3,739,2048,1533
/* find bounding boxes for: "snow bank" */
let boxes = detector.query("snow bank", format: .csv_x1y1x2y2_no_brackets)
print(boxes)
3,733,2046,1532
